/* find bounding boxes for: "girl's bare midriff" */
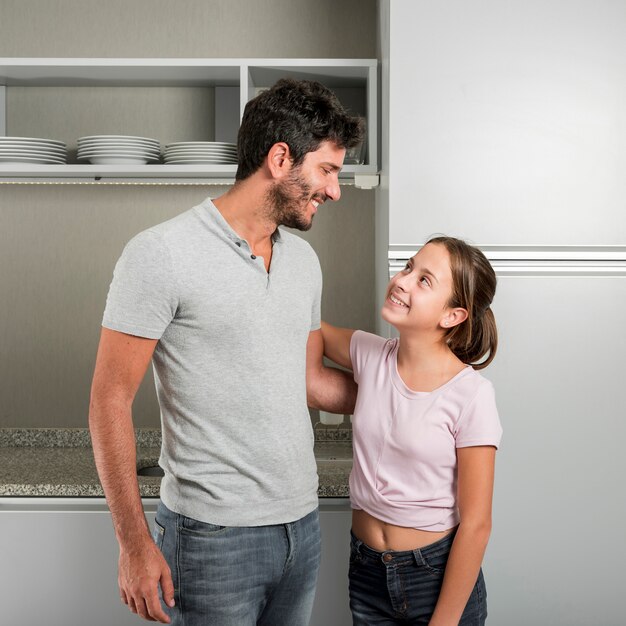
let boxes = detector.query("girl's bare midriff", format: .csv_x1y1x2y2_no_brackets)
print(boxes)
352,509,457,552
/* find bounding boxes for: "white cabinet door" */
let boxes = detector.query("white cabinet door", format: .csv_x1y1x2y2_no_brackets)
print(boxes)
482,274,626,625
386,0,626,247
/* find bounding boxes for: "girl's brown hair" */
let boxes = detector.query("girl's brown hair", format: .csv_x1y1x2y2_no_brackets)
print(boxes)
427,236,498,369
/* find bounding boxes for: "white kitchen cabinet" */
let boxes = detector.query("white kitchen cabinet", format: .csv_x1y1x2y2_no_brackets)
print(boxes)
0,58,378,188
382,0,626,248
0,497,352,626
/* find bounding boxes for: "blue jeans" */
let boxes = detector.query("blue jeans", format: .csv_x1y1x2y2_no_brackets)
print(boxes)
349,530,487,625
153,501,321,626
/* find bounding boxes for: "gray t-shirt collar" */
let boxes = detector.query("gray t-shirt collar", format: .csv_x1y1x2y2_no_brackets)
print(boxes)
198,197,283,247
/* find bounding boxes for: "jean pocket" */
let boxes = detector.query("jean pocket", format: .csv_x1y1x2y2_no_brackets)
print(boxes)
153,519,165,550
418,549,450,577
180,514,228,536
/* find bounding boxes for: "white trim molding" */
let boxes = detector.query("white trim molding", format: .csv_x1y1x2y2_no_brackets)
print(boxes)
388,245,626,278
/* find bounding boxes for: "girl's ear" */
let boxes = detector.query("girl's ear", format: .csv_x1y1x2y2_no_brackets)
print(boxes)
440,307,468,329
266,142,292,179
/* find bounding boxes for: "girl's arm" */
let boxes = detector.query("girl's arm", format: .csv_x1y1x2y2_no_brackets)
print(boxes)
428,446,496,626
321,321,356,370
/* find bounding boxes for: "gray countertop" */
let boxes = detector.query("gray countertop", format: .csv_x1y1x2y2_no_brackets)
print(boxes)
0,428,352,498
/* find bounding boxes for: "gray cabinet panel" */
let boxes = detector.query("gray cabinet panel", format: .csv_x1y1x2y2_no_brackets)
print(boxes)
482,275,625,625
0,499,155,626
311,500,352,626
0,498,352,625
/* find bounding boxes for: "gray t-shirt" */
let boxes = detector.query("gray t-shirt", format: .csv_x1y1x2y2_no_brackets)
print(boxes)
103,197,322,526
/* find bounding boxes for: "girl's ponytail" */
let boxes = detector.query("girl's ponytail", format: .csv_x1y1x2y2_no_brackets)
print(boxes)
427,236,498,369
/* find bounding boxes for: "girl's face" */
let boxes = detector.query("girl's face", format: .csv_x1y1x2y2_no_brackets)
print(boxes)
382,243,465,333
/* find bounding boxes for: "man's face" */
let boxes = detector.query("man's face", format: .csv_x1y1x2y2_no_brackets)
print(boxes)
268,141,346,231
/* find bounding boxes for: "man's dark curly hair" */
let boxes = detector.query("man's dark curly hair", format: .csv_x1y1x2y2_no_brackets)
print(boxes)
235,78,365,181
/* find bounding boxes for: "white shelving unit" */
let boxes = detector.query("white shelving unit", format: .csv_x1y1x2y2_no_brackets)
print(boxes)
0,58,378,188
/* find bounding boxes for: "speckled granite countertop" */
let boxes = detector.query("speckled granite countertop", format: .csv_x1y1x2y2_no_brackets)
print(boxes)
0,428,352,498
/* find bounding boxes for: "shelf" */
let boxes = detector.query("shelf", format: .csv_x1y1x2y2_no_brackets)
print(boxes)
0,58,375,86
0,163,238,179
0,163,379,188
0,58,378,188
0,62,240,87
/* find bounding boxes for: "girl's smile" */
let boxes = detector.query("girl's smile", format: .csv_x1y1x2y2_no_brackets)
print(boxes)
382,243,459,331
388,292,409,308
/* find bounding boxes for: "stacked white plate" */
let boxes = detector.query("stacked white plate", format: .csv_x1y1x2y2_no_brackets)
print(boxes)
0,136,67,164
163,141,237,164
77,135,161,165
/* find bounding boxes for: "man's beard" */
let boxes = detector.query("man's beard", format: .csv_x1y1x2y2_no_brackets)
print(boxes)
266,168,316,232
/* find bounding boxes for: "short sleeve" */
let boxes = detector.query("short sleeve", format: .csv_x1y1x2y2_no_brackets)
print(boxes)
102,230,179,340
310,256,322,331
455,379,503,449
349,330,390,384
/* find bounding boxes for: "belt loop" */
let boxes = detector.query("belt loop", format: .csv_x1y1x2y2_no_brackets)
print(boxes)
355,537,363,556
412,548,425,568
352,534,364,557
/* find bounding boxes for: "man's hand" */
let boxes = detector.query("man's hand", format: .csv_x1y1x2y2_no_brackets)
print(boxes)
118,538,175,623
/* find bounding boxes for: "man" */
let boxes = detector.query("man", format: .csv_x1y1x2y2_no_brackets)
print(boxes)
89,78,364,626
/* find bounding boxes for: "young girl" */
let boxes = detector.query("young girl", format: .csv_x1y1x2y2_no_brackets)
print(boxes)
322,236,502,625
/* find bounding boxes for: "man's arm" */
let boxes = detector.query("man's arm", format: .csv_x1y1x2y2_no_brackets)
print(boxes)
89,327,174,624
306,328,357,414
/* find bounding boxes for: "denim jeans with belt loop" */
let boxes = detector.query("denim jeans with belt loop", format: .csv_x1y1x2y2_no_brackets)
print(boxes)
348,529,487,625
152,501,321,626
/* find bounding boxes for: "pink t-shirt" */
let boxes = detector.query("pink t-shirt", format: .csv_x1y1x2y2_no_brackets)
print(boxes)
349,330,502,531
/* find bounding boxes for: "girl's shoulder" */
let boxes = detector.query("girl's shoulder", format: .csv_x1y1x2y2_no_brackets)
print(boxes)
351,329,397,358
447,367,496,401
350,330,398,381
